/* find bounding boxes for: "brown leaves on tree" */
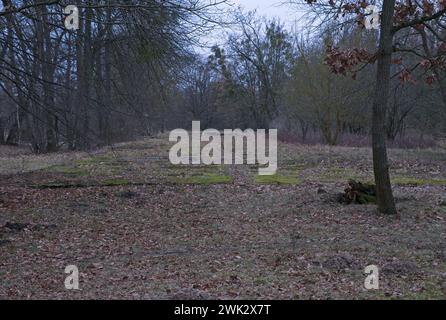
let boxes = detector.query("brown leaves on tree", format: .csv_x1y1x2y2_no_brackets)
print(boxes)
423,55,446,85
425,74,436,85
329,1,372,20
422,0,434,16
342,3,357,13
394,0,417,24
315,1,446,86
338,0,372,13
308,0,445,28
420,59,431,69
392,57,404,65
393,55,446,86
359,0,369,9
398,68,417,84
421,56,446,71
394,0,445,25
414,23,425,31
324,45,375,77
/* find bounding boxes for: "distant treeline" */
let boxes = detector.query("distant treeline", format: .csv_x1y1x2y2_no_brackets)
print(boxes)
0,1,445,153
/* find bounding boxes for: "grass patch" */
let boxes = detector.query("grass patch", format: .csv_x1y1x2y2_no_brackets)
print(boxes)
74,155,115,165
400,282,445,299
392,177,446,186
169,174,232,185
45,165,89,177
255,174,300,185
315,167,363,182
101,178,130,186
74,155,127,175
166,164,226,178
31,179,139,189
31,182,90,189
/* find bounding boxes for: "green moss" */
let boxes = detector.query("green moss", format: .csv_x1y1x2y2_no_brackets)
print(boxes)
166,164,226,179
392,177,446,186
356,193,377,204
45,165,89,177
31,178,134,188
31,182,89,189
280,164,306,171
254,275,272,285
169,174,232,185
74,155,114,165
74,155,127,176
255,174,300,185
315,167,363,182
101,178,130,186
189,169,221,176
401,282,445,299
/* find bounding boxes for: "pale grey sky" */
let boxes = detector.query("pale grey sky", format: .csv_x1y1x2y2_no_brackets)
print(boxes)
198,1,304,54
231,0,297,25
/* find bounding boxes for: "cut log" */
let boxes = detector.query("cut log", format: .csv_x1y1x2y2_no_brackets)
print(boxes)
338,180,377,204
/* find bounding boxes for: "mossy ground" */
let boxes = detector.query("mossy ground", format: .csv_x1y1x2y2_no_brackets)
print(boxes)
392,177,446,186
255,174,300,185
44,165,89,177
1,138,446,299
101,178,131,186
169,174,233,185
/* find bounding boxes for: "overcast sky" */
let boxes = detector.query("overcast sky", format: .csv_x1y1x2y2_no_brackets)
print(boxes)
197,1,304,54
231,0,297,24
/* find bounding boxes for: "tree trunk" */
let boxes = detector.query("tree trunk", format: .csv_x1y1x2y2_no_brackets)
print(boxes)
371,0,397,215
40,4,58,152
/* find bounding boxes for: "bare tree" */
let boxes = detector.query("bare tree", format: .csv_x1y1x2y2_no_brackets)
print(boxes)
292,0,446,214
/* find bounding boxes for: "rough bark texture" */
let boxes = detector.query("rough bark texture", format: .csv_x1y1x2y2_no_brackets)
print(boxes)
371,0,398,215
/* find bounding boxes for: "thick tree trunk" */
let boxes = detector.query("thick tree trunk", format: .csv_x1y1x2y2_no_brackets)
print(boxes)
41,5,58,152
371,0,397,214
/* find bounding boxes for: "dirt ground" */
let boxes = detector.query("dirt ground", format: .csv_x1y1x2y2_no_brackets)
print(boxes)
1,137,445,299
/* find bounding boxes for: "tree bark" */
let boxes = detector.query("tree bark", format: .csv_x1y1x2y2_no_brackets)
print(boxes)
371,0,397,215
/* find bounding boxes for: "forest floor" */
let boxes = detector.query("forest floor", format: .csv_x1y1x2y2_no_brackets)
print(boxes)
0,137,446,299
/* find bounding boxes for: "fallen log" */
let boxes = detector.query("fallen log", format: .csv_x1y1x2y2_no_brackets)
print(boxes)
338,179,377,204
